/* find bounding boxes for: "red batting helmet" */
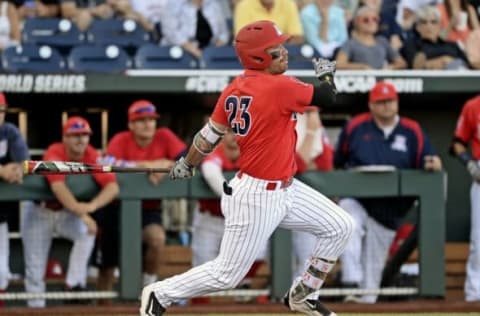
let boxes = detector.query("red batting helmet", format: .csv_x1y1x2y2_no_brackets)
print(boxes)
235,20,290,70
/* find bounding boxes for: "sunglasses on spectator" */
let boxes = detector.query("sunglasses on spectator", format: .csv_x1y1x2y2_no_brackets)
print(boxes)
361,16,379,23
132,105,156,114
269,50,282,60
419,19,439,25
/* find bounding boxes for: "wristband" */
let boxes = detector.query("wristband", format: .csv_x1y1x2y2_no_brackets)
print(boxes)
457,152,473,166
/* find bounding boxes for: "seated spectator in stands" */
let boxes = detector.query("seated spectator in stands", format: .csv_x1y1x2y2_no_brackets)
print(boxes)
465,28,480,68
335,81,442,303
0,0,24,50
103,100,186,289
395,0,422,46
35,0,113,31
292,109,335,280
21,116,119,308
437,0,479,47
300,0,348,59
402,5,471,69
160,0,230,59
234,0,305,44
106,0,154,33
0,93,29,306
335,6,406,69
129,0,169,39
335,0,359,23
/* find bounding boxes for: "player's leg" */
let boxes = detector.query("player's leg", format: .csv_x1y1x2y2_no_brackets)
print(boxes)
359,217,396,303
0,221,9,291
140,175,286,314
191,208,224,266
279,180,355,316
20,202,54,307
465,182,480,302
142,209,166,286
338,198,368,289
57,210,95,289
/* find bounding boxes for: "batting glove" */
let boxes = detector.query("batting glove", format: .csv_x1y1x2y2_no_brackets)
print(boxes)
467,160,480,182
169,157,195,180
312,58,336,82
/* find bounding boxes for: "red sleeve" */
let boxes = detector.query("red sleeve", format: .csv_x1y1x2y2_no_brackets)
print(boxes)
157,128,187,159
106,133,126,158
314,144,334,171
454,101,474,143
279,76,314,114
43,144,66,184
84,146,117,187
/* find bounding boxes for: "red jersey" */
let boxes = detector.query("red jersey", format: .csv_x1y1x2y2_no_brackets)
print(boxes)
106,128,186,162
211,70,314,180
198,143,240,217
43,143,116,186
454,96,480,160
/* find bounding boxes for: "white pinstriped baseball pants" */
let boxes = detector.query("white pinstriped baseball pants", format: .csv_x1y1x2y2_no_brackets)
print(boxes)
149,173,355,307
466,181,480,301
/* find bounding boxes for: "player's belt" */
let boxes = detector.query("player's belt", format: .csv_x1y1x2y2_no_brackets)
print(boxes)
237,171,293,191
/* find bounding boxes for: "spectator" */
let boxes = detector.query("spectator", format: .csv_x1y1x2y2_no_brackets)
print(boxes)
465,28,480,68
395,0,422,46
335,0,359,23
35,0,113,31
300,0,348,59
335,5,406,69
0,0,23,50
191,130,269,303
160,0,230,59
437,0,479,47
103,100,186,288
0,92,29,305
450,94,480,303
334,81,442,303
106,0,154,33
129,0,168,38
402,5,471,69
21,116,119,308
234,0,305,44
292,109,334,279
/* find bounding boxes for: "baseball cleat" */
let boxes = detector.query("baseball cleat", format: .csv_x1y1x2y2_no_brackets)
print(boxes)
140,285,165,316
284,290,337,316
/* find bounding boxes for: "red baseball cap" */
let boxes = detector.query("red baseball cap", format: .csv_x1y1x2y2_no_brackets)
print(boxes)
369,81,398,103
62,116,93,136
0,93,7,109
128,100,159,122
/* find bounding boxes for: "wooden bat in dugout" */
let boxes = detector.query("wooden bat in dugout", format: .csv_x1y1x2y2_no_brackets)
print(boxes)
23,160,171,175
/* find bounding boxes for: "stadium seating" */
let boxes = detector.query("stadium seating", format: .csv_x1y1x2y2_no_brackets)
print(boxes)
2,44,66,73
134,44,197,69
22,18,84,53
67,44,131,74
201,45,242,69
86,18,151,49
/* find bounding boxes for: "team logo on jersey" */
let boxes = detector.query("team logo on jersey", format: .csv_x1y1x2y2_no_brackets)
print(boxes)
391,135,407,152
0,140,7,158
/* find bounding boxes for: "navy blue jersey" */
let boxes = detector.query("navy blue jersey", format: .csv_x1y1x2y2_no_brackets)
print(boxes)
334,113,436,229
0,122,29,164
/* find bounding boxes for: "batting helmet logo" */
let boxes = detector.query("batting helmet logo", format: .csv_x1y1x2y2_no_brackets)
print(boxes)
234,20,290,70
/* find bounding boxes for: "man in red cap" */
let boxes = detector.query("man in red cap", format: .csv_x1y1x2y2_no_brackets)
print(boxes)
0,92,29,305
334,81,442,303
100,100,186,297
21,116,119,308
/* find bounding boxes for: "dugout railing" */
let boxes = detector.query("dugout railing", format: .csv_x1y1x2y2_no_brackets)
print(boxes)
0,170,446,301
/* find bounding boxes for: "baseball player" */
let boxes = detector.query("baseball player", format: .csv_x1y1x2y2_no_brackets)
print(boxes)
103,100,187,289
21,116,119,307
292,110,334,280
334,81,442,303
140,20,355,316
0,93,29,303
450,94,480,302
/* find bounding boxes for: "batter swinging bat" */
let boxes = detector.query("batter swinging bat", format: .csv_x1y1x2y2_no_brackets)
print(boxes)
23,160,171,175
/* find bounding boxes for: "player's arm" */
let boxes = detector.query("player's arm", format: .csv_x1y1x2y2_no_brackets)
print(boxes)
89,182,120,211
201,159,225,197
450,137,480,181
49,181,86,215
170,119,228,179
311,59,337,108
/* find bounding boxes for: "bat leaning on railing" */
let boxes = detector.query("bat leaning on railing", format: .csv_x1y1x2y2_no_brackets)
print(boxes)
23,160,171,175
